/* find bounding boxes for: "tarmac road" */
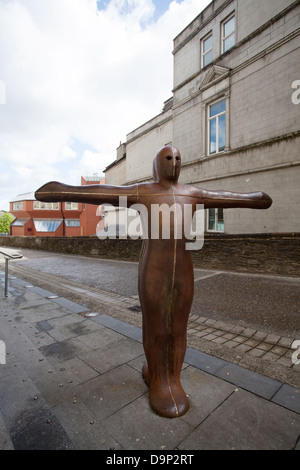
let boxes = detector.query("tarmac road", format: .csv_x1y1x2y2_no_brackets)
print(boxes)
1,247,299,338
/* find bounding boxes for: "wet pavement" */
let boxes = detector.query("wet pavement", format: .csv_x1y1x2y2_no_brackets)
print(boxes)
0,247,299,451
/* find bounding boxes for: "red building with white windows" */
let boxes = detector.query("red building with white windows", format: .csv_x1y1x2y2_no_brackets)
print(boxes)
10,176,105,237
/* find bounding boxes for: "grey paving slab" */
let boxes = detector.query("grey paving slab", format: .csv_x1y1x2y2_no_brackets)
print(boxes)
39,337,91,365
178,389,300,450
49,296,89,314
214,362,282,399
18,298,59,311
46,312,88,328
0,365,34,423
272,384,300,414
4,331,52,380
94,314,143,343
19,322,57,349
10,278,32,288
36,320,53,332
126,354,147,374
0,359,74,450
76,326,125,349
10,403,75,450
53,397,123,450
0,349,25,380
103,393,193,451
15,307,67,329
17,305,71,323
53,356,100,386
34,375,80,409
78,337,144,374
75,364,148,420
24,286,58,298
180,366,236,428
46,315,102,342
184,347,228,374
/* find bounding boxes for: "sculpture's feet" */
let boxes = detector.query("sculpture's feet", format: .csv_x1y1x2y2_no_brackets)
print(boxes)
142,362,190,418
150,381,190,418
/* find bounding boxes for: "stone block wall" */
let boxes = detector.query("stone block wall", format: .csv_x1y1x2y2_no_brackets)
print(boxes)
0,233,299,277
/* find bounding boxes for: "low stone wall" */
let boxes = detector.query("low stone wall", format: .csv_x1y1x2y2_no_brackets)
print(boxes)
0,233,299,276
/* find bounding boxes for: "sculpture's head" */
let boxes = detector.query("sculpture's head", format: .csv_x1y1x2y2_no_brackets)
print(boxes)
152,146,181,184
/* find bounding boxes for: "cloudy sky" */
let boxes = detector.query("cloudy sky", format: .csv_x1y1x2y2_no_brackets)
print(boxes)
0,0,211,211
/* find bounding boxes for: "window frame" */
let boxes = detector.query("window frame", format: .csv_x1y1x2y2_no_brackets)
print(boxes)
207,208,224,233
207,98,226,155
201,32,213,69
221,13,235,53
11,218,28,226
33,201,59,210
33,219,63,233
65,219,80,227
64,202,79,210
13,202,23,211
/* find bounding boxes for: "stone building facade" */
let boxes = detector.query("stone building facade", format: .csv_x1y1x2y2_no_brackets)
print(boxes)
105,0,300,235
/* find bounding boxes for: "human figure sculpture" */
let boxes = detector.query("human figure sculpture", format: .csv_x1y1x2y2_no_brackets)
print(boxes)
35,146,272,418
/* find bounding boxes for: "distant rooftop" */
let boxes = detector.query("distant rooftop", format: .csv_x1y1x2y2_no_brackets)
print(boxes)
10,192,35,202
82,173,104,182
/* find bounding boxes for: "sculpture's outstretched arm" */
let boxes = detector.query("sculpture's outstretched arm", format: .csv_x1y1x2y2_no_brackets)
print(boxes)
35,181,139,207
199,189,272,209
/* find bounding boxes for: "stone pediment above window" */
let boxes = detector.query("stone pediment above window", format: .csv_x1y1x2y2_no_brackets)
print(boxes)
199,65,231,91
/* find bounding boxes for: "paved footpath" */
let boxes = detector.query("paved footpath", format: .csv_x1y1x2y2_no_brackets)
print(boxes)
0,270,299,450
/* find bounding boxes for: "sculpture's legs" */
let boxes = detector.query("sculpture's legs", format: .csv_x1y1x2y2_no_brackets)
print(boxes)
141,327,190,418
138,243,193,418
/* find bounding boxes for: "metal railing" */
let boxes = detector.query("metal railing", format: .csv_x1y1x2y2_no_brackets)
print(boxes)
0,250,23,297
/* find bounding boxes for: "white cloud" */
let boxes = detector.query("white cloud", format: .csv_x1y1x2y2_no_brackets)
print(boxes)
0,0,210,211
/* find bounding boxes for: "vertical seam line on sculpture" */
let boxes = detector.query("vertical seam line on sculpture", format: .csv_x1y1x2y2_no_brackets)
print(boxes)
167,182,179,416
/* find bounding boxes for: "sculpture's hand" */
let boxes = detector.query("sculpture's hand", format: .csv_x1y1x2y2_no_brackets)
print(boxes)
35,182,68,202
255,192,272,209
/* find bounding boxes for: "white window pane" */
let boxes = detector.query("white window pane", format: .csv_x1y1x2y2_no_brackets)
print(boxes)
65,219,80,227
217,208,224,231
34,220,62,232
209,118,216,154
203,50,212,67
203,35,212,53
207,209,224,232
208,209,216,231
210,99,226,117
11,219,28,226
224,16,235,37
224,33,235,52
65,202,78,210
218,113,226,150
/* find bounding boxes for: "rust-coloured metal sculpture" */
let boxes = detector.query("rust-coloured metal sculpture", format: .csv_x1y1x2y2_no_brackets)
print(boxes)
35,146,272,418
